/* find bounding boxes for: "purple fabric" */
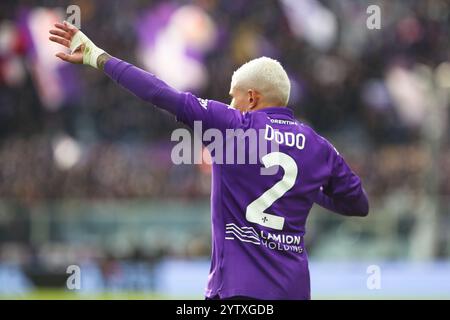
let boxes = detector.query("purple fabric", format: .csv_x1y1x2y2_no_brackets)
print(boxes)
314,188,369,216
104,57,182,115
103,57,369,300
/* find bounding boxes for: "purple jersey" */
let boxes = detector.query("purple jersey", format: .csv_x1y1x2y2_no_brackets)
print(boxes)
105,57,369,300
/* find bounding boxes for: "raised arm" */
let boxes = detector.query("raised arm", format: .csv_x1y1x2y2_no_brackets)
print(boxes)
100,56,182,115
49,21,182,115
49,21,241,130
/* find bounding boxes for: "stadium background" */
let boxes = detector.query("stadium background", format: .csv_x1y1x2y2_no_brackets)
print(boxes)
0,0,450,299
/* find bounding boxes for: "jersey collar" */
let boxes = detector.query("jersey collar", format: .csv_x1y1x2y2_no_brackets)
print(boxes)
255,107,294,118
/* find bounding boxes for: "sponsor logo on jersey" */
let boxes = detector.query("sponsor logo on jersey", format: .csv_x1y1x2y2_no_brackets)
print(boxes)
225,223,304,254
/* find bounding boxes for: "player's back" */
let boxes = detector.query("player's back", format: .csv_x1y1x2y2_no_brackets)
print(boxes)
207,106,336,300
175,94,366,299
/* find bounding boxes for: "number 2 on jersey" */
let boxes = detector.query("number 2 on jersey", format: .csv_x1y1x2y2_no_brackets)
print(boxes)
246,152,298,231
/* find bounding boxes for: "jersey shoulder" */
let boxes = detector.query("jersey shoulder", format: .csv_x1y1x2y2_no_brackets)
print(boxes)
297,122,340,159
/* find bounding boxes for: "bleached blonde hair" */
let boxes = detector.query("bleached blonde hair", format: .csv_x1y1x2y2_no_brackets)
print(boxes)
231,57,291,106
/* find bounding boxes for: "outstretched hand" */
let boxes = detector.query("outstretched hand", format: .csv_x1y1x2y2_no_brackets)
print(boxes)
49,21,84,64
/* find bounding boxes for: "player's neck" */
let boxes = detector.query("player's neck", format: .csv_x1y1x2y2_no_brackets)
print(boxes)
250,104,286,112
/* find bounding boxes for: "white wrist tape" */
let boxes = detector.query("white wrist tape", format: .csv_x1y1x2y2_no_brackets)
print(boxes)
70,29,105,69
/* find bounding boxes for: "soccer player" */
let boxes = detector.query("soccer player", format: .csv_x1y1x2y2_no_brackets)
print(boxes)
49,21,369,300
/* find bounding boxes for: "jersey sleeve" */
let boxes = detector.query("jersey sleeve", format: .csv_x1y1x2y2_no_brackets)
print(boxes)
318,139,369,216
176,93,243,132
104,57,242,133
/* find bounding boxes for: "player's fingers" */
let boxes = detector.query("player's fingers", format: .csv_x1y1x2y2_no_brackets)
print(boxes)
49,35,70,48
63,21,79,35
54,22,70,32
49,28,71,40
55,52,70,62
55,52,79,64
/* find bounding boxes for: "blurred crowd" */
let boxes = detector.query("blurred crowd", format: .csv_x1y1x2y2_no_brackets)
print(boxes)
0,136,210,200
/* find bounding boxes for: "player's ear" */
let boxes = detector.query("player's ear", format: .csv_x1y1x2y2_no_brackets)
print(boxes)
247,89,258,110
